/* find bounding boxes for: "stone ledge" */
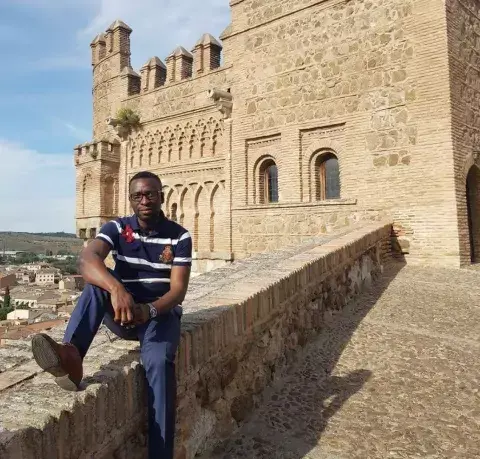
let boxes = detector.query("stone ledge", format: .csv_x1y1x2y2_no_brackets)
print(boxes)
0,220,393,459
233,198,357,211
192,251,233,260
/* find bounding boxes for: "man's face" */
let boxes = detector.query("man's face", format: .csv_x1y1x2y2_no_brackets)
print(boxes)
129,178,164,222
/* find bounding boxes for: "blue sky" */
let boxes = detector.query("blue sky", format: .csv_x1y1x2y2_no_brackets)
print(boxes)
0,0,230,232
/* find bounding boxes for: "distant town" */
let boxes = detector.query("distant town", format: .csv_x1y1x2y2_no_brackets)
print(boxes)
0,244,83,344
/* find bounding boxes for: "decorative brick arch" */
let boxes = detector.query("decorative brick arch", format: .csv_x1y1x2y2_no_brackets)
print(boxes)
179,185,196,234
465,163,480,263
192,185,206,252
138,140,146,167
163,186,175,219
253,155,278,204
81,171,93,216
462,152,479,182
308,147,341,202
129,141,138,169
211,121,223,156
103,174,118,216
210,181,228,252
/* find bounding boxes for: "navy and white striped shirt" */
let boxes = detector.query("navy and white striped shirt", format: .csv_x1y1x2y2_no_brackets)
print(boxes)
96,212,192,301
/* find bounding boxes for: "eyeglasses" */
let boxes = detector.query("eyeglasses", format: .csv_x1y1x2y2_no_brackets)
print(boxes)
129,191,161,202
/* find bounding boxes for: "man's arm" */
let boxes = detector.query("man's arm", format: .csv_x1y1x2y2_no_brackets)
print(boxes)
78,238,135,323
150,266,191,314
78,239,123,293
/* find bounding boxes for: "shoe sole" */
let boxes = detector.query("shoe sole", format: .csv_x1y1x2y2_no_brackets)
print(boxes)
31,334,79,392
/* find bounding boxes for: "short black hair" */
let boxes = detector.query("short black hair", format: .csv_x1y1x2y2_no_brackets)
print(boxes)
129,171,162,188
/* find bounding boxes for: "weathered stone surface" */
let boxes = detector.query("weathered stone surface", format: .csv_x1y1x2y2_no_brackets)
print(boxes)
0,221,391,459
202,263,480,458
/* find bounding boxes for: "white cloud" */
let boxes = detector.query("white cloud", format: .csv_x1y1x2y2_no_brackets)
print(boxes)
30,1,231,71
0,140,75,233
79,0,230,69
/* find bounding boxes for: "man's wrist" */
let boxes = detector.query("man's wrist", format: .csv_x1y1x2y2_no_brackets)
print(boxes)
108,280,125,295
147,302,158,318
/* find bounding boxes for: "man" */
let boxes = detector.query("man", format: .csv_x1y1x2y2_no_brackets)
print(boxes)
31,171,192,459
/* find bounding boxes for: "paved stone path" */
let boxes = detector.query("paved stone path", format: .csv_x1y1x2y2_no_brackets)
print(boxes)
204,263,480,459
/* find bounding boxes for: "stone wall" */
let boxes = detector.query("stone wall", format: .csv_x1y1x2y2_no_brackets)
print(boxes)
447,0,480,264
0,221,392,459
232,202,385,257
224,0,462,265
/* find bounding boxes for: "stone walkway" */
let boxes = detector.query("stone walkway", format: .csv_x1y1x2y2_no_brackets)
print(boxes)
203,263,480,459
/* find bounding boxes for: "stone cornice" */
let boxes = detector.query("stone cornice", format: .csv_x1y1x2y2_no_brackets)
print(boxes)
233,199,357,211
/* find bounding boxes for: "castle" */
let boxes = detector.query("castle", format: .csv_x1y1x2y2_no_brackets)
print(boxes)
75,0,480,270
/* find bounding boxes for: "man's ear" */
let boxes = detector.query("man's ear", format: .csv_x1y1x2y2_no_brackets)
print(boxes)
160,192,165,205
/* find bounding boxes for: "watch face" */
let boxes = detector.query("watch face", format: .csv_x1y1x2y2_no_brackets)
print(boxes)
149,304,157,317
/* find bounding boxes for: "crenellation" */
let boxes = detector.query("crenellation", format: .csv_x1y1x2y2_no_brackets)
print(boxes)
193,34,223,77
140,56,167,92
90,33,106,66
121,65,141,96
165,46,194,84
107,19,132,60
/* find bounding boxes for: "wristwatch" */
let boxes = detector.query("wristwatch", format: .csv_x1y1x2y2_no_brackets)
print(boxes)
147,302,158,318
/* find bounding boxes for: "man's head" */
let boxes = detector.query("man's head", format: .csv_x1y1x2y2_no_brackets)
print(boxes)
129,171,164,223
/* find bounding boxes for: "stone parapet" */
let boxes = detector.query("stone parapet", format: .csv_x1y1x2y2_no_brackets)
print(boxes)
0,221,392,459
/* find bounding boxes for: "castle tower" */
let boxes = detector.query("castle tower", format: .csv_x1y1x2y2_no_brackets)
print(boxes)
74,139,121,240
77,19,136,245
91,19,134,139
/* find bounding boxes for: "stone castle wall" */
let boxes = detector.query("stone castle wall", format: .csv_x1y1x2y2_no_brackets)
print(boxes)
77,23,234,269
224,0,461,264
0,221,393,459
75,0,480,268
117,70,232,262
447,0,480,264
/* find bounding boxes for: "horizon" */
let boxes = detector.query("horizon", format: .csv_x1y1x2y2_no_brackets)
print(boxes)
0,0,230,233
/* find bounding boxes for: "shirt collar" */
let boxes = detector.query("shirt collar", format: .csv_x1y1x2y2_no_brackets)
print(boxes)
129,211,167,235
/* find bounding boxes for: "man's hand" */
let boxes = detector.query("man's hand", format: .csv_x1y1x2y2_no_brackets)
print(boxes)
110,285,135,324
131,303,151,325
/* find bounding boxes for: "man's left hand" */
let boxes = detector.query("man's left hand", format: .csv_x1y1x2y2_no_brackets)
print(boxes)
130,303,151,325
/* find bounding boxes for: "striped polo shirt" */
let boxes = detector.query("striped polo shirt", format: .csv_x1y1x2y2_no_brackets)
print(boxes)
96,212,192,301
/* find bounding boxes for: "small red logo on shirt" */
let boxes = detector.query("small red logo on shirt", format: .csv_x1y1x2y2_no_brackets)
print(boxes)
121,225,135,243
160,245,174,264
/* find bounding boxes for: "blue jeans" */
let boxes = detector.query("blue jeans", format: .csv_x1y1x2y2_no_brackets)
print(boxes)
64,275,182,459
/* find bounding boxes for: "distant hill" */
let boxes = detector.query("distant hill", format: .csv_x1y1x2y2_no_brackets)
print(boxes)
0,232,83,254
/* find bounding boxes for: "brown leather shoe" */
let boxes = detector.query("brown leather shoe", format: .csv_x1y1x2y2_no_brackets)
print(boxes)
31,333,83,391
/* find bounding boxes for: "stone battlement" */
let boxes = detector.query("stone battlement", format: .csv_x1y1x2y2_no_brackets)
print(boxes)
91,19,224,96
0,221,392,459
74,139,121,166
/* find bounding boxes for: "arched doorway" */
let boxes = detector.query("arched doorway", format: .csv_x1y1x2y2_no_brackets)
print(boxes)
466,166,480,262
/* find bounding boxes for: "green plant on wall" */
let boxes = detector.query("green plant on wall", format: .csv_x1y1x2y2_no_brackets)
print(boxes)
115,107,141,137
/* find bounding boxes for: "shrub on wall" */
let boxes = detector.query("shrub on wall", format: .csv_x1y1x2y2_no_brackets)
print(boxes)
115,107,141,136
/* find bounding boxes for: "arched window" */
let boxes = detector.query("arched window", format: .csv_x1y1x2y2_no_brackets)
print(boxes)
259,159,279,203
315,152,340,200
170,203,178,222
